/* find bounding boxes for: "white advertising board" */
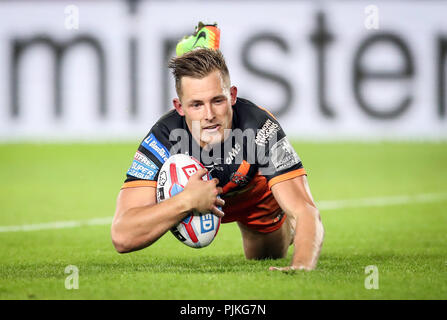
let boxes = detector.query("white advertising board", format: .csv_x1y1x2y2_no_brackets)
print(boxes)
0,0,446,141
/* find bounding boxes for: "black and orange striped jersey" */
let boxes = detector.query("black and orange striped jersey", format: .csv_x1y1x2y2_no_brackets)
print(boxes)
122,97,306,232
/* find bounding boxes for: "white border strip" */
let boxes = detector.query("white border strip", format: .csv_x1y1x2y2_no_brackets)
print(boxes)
0,193,446,233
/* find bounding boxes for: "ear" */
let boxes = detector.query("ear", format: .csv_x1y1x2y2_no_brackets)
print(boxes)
230,86,238,106
173,98,185,116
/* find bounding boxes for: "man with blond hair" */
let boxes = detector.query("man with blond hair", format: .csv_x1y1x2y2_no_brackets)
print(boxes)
112,23,324,271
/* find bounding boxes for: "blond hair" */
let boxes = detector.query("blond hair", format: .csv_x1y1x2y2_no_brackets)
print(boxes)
168,48,230,97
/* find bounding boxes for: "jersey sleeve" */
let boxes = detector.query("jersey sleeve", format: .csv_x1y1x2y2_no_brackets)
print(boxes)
121,122,173,189
255,111,306,189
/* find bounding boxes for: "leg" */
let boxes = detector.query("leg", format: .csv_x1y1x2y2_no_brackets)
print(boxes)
237,214,295,260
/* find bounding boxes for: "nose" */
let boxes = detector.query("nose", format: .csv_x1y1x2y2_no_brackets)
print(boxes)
204,103,215,121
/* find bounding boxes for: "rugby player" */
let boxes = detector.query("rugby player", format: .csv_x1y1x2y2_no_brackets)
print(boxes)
111,23,324,271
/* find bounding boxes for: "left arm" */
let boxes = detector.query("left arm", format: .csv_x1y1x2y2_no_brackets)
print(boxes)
270,175,324,271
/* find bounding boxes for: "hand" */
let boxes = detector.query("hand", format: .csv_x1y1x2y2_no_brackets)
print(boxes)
182,168,225,217
269,265,313,273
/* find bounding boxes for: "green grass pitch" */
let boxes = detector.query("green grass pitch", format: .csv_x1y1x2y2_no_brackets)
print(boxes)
0,141,446,299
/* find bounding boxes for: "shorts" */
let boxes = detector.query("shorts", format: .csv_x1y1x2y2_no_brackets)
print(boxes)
221,173,288,233
232,209,287,233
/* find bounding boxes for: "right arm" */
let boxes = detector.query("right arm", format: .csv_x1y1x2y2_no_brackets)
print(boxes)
111,169,224,253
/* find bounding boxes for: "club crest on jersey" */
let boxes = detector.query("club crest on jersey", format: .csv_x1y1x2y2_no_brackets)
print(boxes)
230,171,249,187
142,133,170,163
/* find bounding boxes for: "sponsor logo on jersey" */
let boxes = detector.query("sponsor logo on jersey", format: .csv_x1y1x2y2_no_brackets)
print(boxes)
225,142,241,164
142,133,170,163
270,137,301,171
255,119,280,146
127,159,158,180
200,213,214,233
134,151,158,170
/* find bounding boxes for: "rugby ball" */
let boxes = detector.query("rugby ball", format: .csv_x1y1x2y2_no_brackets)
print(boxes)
156,154,221,248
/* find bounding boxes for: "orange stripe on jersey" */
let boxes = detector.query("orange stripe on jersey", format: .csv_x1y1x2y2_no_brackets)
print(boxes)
257,105,277,120
121,180,157,189
267,168,307,189
222,160,251,194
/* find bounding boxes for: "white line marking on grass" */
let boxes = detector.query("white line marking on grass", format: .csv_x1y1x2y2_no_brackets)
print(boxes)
317,193,447,211
0,217,112,233
0,193,446,233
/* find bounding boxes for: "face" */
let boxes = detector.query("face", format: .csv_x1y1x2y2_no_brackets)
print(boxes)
173,70,237,148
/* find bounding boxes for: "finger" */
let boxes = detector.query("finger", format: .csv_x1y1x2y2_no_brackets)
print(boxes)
216,197,225,207
192,168,208,179
211,206,225,218
269,266,296,273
